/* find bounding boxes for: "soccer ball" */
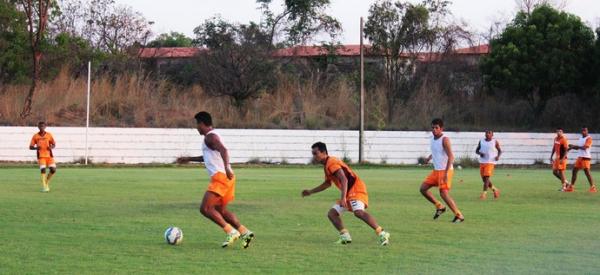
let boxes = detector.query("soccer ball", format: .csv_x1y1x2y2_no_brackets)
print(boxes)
164,227,183,245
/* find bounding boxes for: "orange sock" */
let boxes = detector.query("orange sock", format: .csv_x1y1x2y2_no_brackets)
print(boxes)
238,225,248,235
222,224,234,234
454,210,463,217
375,226,383,235
435,201,444,209
340,228,349,235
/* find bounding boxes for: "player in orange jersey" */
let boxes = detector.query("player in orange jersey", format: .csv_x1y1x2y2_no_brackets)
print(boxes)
476,130,502,199
29,121,56,192
302,142,390,246
567,127,596,193
550,127,570,191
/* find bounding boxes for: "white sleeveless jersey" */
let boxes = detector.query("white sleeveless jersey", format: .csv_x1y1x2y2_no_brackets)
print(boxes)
478,139,498,164
431,134,453,171
202,130,231,176
577,136,592,159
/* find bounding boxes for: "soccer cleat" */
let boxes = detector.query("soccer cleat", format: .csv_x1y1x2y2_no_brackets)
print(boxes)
335,232,352,245
479,192,487,200
433,207,446,220
221,230,240,248
240,231,255,249
41,187,50,193
378,231,390,246
452,215,465,223
590,185,597,193
493,189,500,199
564,185,574,192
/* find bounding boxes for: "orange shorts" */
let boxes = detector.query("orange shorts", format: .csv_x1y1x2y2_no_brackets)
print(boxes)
480,163,495,177
574,158,591,170
335,180,369,211
552,159,567,171
207,172,235,205
38,157,56,169
423,169,454,190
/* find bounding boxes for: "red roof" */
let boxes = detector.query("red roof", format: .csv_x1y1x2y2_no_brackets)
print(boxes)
138,47,205,59
138,44,489,59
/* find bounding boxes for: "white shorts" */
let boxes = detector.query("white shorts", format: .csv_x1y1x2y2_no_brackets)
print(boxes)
332,200,366,214
40,163,57,169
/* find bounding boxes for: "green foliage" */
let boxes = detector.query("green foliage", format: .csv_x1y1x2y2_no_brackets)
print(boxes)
147,32,193,48
481,5,596,113
0,0,30,83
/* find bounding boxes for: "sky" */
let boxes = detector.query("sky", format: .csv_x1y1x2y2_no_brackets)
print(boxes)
113,0,600,45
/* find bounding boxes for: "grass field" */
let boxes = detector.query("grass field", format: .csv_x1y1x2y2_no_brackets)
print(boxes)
1,166,599,274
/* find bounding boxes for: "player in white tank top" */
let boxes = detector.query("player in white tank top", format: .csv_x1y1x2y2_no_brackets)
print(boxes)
176,111,255,248
420,118,464,223
475,130,502,199
567,127,596,192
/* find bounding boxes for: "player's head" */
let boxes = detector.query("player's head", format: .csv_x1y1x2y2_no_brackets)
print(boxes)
581,127,588,136
37,121,46,132
194,111,212,135
431,118,444,136
555,127,564,137
311,142,328,163
485,130,493,140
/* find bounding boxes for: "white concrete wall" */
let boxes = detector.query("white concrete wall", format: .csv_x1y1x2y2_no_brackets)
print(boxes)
1,126,598,165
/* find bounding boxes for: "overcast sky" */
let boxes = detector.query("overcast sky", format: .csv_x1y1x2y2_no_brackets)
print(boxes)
114,0,599,45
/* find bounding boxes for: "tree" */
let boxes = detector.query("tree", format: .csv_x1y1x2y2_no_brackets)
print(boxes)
364,0,450,123
18,0,55,118
193,19,275,112
147,32,193,48
257,0,341,47
0,0,30,83
515,0,567,14
481,5,595,114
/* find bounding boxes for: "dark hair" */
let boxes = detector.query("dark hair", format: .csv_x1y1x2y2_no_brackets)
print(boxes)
556,127,564,131
38,121,46,125
311,142,328,154
485,129,493,134
431,118,444,128
194,111,212,126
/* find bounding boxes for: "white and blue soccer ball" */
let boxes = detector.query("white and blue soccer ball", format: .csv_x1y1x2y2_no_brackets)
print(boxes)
164,227,183,245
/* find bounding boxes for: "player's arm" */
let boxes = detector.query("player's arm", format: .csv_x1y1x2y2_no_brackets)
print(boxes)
442,137,454,175
550,147,555,162
205,133,233,179
333,169,348,208
425,154,432,164
49,137,56,149
495,140,502,161
29,137,37,150
475,141,483,157
560,143,568,160
302,180,331,196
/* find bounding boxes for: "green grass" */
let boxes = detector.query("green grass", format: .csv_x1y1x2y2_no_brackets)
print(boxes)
1,166,599,274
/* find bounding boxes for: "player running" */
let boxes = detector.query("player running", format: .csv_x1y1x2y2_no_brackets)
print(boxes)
550,128,570,191
301,142,390,246
29,121,56,192
475,130,502,200
420,118,464,223
566,127,596,193
177,111,254,248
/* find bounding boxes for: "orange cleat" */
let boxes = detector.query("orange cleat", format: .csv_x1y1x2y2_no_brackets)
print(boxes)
590,185,597,193
564,185,574,192
480,192,487,200
493,189,500,199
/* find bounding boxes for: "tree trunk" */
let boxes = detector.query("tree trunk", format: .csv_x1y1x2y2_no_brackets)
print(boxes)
20,50,41,118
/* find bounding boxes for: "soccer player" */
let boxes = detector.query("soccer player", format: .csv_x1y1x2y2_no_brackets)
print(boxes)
29,121,56,192
550,127,570,191
475,130,502,199
566,127,596,193
176,111,254,248
301,142,390,246
420,118,464,223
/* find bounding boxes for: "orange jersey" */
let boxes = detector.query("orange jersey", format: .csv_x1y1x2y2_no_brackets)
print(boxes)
553,136,569,160
324,157,369,206
30,132,55,158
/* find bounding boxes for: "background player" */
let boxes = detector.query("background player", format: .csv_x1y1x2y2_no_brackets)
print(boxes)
476,130,502,199
550,128,569,191
29,121,56,192
567,127,596,193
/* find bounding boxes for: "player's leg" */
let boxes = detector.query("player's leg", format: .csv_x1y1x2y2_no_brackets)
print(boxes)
480,176,489,199
328,206,351,244
571,167,579,187
38,158,49,192
46,163,56,187
352,205,390,246
583,168,595,188
217,204,254,248
420,182,446,219
200,192,240,247
440,189,464,223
